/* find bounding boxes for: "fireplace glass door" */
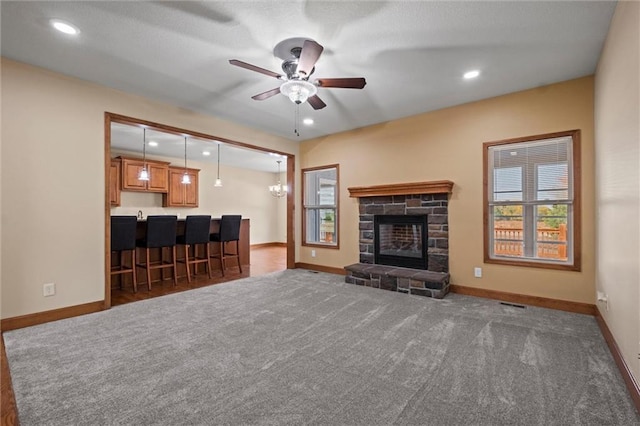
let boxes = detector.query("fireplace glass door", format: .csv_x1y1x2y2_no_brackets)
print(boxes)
374,215,428,269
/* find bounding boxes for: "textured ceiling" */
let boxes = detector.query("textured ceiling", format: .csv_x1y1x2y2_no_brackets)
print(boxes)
1,1,615,145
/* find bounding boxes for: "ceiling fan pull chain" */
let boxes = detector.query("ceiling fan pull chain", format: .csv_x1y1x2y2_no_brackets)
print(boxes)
294,104,300,137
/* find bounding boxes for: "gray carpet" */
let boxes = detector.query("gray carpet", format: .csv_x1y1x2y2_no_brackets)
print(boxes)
4,269,639,425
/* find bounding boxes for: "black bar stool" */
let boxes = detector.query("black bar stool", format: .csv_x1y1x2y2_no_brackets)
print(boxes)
210,215,243,276
136,215,178,290
110,216,138,292
176,215,212,282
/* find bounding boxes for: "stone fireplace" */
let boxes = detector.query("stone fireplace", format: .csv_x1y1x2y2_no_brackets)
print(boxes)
345,181,453,299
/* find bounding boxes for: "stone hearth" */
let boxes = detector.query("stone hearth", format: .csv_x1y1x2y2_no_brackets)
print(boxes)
346,181,453,299
344,263,450,299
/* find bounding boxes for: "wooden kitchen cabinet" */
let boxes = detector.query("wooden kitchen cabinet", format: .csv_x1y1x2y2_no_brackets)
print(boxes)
163,167,200,207
110,159,121,206
119,156,169,193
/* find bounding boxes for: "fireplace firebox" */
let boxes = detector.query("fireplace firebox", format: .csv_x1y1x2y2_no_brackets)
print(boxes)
374,215,428,269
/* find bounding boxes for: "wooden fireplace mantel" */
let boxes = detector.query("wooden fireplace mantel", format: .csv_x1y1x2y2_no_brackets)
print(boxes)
348,180,454,198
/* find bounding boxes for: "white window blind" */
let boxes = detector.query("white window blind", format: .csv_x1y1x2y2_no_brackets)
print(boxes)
488,137,572,205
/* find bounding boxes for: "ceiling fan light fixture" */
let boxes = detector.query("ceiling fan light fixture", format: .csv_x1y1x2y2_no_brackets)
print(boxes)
280,80,317,105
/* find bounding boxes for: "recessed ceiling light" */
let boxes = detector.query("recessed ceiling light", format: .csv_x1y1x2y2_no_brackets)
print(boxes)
463,70,480,80
148,141,158,147
303,118,314,125
202,151,211,156
50,19,80,35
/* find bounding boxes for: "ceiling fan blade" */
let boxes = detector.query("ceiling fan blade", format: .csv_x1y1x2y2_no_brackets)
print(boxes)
251,87,281,101
316,78,367,89
307,95,327,110
229,59,283,79
297,40,324,77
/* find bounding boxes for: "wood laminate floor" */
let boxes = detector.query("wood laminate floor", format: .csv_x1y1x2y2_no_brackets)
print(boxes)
0,245,286,425
111,245,286,306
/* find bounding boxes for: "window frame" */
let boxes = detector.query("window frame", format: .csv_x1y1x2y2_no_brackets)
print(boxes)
483,130,581,271
302,164,340,249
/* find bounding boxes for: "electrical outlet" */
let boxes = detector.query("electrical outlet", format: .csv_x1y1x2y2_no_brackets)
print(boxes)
474,267,482,278
311,249,316,258
43,282,56,297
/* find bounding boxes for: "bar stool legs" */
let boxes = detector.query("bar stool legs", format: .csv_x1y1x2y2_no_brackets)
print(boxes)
182,243,212,283
210,215,243,277
176,215,213,283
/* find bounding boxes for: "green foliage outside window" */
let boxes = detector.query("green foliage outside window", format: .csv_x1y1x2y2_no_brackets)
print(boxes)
537,204,568,228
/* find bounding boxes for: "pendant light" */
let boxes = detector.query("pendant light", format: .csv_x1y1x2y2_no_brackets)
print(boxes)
214,143,222,187
181,136,191,184
138,128,149,181
269,160,287,198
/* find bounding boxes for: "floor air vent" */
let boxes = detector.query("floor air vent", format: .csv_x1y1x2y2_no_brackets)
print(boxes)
500,301,526,309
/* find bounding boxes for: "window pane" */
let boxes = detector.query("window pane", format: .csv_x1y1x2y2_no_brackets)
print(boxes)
305,208,337,244
304,168,337,206
535,205,568,260
537,163,568,201
305,208,319,243
319,181,336,205
492,205,524,258
319,209,336,243
493,167,522,201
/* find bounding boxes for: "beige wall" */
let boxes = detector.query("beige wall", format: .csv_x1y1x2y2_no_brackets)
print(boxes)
300,76,595,304
1,59,297,319
594,1,640,382
111,150,286,245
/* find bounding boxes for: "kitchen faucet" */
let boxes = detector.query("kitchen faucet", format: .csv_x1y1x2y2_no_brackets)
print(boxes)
137,210,143,220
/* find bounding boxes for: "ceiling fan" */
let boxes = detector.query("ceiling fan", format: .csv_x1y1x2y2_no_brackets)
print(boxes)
229,39,366,110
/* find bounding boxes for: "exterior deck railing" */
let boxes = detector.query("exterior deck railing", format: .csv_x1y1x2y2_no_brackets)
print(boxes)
493,223,567,259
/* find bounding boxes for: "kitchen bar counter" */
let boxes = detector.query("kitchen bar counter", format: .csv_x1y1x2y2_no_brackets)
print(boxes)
134,217,250,265
111,217,250,289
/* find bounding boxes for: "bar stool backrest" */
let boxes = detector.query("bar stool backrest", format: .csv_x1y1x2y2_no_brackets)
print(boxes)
111,216,137,252
219,215,242,242
145,215,178,248
183,215,212,245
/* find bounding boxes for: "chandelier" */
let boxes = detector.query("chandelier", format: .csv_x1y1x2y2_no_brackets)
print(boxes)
269,160,288,198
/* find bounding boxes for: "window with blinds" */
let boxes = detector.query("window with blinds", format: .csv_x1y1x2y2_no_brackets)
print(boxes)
483,130,581,271
302,165,339,247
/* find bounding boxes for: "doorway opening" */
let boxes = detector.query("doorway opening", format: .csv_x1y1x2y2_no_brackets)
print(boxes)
104,112,295,308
